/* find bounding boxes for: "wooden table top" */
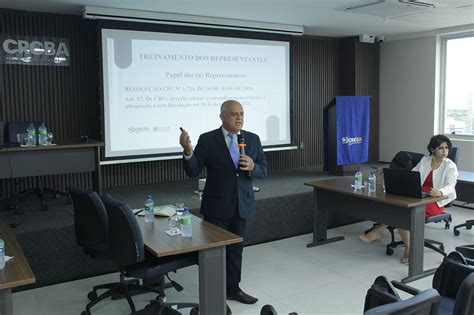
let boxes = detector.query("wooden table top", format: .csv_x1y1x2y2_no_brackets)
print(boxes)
305,177,447,208
138,215,243,258
0,139,104,152
0,224,36,290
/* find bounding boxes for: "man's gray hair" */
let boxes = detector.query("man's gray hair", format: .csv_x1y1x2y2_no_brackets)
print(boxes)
220,100,240,113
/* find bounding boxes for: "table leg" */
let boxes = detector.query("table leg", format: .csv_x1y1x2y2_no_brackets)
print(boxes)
199,246,226,315
0,288,13,315
307,189,344,248
402,205,436,283
93,147,102,195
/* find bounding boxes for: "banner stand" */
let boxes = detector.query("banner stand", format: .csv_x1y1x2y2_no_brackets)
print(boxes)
323,96,370,175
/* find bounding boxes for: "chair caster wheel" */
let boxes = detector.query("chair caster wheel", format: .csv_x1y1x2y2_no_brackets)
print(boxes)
87,291,97,301
454,229,460,236
467,224,472,230
81,311,91,315
440,245,445,251
386,247,394,256
41,204,48,211
190,307,199,315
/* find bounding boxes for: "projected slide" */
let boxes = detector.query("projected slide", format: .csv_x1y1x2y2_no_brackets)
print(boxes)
102,29,290,158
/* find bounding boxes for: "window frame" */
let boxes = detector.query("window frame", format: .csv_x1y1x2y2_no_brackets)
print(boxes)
439,31,474,139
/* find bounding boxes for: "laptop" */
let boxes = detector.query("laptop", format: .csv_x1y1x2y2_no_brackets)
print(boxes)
383,168,430,199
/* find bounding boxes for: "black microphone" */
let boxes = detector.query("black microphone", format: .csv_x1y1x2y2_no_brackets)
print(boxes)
237,134,246,155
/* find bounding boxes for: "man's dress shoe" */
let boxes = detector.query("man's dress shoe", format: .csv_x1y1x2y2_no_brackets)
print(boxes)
226,290,258,304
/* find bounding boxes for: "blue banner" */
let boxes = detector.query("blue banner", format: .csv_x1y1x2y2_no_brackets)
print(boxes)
336,96,370,165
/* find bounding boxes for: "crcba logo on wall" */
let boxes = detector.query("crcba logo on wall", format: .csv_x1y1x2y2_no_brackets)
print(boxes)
341,136,363,145
0,35,70,66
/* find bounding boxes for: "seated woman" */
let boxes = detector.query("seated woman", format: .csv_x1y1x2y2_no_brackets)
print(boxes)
358,134,458,263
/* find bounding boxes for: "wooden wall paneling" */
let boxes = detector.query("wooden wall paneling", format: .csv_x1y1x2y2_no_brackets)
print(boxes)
1,9,379,191
354,41,379,162
0,10,99,192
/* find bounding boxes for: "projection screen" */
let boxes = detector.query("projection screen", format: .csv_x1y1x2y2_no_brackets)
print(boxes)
102,28,291,158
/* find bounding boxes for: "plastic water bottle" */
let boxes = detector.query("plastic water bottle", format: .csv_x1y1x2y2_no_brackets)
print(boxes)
26,123,37,146
368,171,376,193
38,123,48,146
180,207,192,237
354,169,363,189
0,239,5,269
144,195,155,223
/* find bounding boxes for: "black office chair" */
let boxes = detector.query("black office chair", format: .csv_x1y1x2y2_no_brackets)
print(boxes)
70,186,109,256
384,149,458,257
454,220,474,236
7,121,68,211
70,186,136,312
455,245,474,263
391,251,474,315
94,194,198,315
363,276,440,315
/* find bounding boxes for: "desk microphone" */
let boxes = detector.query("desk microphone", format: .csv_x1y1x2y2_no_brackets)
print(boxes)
237,134,246,155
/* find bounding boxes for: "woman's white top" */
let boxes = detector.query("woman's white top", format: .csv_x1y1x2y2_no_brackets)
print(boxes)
412,156,458,207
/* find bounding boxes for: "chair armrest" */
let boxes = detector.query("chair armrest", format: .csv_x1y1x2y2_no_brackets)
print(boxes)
391,280,421,296
456,245,474,260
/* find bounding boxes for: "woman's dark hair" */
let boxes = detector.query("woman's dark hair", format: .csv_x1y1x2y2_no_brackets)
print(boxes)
427,134,452,155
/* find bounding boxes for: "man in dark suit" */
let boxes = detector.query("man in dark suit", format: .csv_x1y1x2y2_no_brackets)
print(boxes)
179,100,267,305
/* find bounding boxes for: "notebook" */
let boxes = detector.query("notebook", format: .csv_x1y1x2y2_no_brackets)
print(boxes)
135,205,176,217
383,168,430,199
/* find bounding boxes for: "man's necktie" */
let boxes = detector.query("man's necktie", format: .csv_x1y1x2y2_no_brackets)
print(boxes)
228,133,239,169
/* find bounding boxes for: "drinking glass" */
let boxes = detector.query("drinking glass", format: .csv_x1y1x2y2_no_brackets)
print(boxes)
17,133,28,146
174,203,184,232
175,202,185,218
168,214,179,234
46,132,54,145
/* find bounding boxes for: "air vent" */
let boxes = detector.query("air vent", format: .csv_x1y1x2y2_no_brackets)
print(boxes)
345,0,430,18
399,0,436,8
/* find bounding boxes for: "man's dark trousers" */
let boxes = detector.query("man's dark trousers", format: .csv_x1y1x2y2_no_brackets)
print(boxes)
204,206,246,295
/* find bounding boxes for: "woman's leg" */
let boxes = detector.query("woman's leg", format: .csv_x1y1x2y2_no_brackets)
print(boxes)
358,224,388,243
398,228,410,263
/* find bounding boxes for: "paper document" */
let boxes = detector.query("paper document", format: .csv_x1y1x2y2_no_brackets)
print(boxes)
136,205,176,217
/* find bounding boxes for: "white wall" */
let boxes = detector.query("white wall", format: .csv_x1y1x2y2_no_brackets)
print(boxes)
379,32,474,172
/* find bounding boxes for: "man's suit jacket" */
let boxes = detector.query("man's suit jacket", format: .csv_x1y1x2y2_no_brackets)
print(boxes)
183,127,267,219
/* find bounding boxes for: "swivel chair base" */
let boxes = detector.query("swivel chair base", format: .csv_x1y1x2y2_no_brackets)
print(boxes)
373,214,451,257
82,280,162,315
454,220,473,236
136,274,199,315
14,177,71,211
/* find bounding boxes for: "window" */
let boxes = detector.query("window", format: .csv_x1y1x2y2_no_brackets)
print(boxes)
441,33,474,136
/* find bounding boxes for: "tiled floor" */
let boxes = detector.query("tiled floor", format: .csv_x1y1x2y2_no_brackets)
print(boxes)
13,205,473,315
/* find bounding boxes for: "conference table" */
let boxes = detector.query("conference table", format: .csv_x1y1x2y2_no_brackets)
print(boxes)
305,177,446,283
0,223,36,315
0,140,104,194
137,215,242,314
456,171,474,206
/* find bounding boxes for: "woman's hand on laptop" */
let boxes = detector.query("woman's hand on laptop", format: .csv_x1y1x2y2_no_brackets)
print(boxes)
430,188,443,197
